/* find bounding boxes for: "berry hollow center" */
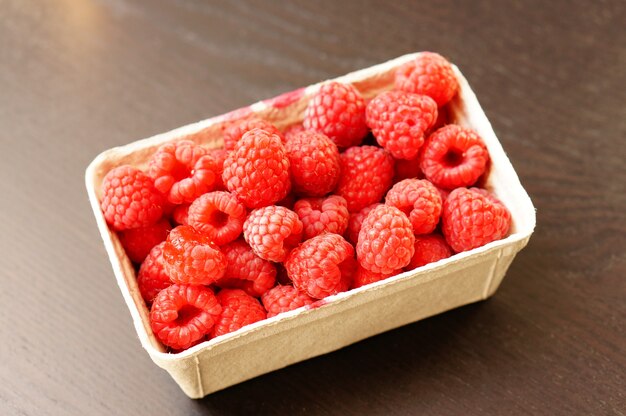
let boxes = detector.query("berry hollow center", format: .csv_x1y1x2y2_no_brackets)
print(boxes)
175,305,201,326
171,163,192,181
442,148,465,167
209,210,229,228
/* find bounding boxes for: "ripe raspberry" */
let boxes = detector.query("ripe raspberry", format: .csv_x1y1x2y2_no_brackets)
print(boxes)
100,165,164,231
351,265,396,289
407,234,453,269
148,140,221,204
222,129,291,209
294,195,350,240
335,146,395,213
187,192,246,246
356,205,415,274
137,242,171,304
261,285,315,318
442,188,511,252
345,203,381,245
366,91,438,160
283,123,305,142
172,204,190,225
385,179,442,235
285,233,356,299
162,225,227,285
211,289,266,338
223,118,284,151
206,148,230,190
303,82,368,148
395,52,459,106
393,156,424,183
216,240,276,297
150,284,221,350
119,219,172,264
420,125,489,190
285,130,341,197
243,205,303,262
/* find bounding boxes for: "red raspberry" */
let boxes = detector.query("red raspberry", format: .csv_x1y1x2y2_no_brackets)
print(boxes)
119,219,172,264
187,192,246,246
148,140,221,204
303,82,368,148
345,203,381,245
407,234,453,269
171,203,190,225
150,284,221,350
385,179,442,235
356,205,415,274
162,225,227,285
393,156,424,183
294,195,350,240
137,242,171,305
366,91,438,160
261,285,315,318
285,233,356,299
222,129,291,209
285,130,341,197
223,118,284,151
211,289,267,338
216,240,276,297
395,52,459,106
100,165,164,231
206,148,230,190
442,188,511,252
283,123,305,141
351,265,397,289
243,205,303,262
420,125,489,190
335,146,395,213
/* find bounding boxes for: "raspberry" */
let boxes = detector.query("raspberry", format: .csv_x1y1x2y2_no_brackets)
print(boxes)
407,234,453,269
187,192,246,246
335,146,394,213
285,233,356,299
137,242,171,304
356,205,415,274
223,118,284,151
395,52,459,106
420,125,489,190
294,195,350,240
100,165,164,231
385,179,442,235
261,285,315,318
243,205,303,262
351,265,396,289
172,204,190,225
148,140,221,204
216,240,276,297
366,91,438,160
442,188,511,252
222,129,291,209
393,156,424,183
119,219,172,264
211,289,266,338
283,123,305,141
206,148,230,190
162,225,227,285
285,130,341,197
150,284,222,350
303,82,368,148
345,203,381,245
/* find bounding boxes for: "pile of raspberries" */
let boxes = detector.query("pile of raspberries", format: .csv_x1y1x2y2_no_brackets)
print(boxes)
100,52,511,352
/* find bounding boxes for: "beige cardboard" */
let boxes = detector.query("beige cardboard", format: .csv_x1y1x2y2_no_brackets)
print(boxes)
85,53,536,398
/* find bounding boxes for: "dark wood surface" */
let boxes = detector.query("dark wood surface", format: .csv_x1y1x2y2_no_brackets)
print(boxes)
1,0,625,414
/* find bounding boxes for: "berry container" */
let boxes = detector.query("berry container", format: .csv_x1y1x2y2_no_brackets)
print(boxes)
86,53,536,398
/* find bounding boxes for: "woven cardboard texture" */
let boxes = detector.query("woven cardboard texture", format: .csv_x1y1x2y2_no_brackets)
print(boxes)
86,53,535,398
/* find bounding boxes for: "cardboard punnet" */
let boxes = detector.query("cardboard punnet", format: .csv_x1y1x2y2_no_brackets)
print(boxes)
85,53,536,398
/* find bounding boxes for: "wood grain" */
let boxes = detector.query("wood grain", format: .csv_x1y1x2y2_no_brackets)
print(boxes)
1,0,625,414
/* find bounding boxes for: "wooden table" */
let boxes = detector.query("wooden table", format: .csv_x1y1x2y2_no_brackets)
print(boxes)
1,1,624,414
